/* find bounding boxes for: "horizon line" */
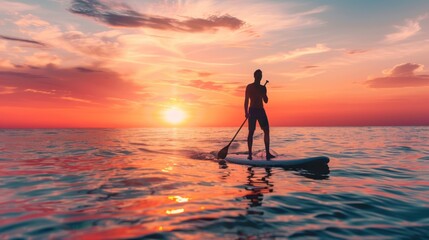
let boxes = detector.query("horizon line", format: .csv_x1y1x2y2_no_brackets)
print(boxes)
1,125,429,129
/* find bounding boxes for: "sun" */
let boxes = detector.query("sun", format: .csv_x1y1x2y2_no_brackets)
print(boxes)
163,106,187,124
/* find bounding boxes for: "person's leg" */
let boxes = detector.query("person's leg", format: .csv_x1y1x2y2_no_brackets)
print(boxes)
260,109,275,160
262,127,271,158
248,112,256,160
247,129,255,160
262,127,275,160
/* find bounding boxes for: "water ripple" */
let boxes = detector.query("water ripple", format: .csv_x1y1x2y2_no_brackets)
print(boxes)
0,127,428,239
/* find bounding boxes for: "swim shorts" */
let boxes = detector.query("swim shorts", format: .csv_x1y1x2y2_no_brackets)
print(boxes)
248,107,269,131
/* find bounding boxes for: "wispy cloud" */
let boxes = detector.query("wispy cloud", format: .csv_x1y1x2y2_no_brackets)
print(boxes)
0,1,36,13
0,34,46,47
186,80,223,91
24,52,61,66
366,63,429,88
62,30,121,57
69,0,245,32
384,14,427,43
24,88,54,95
11,14,123,60
346,49,368,55
60,96,93,104
0,86,16,95
178,69,214,77
254,44,330,64
282,69,325,80
303,65,319,69
14,14,50,27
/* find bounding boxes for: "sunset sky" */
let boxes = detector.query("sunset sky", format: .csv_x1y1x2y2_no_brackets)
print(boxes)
1,0,429,127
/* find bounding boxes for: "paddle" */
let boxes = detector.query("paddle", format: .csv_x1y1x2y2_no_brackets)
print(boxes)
217,80,269,160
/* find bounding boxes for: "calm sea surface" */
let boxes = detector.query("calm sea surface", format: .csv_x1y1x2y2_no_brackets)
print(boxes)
0,127,428,239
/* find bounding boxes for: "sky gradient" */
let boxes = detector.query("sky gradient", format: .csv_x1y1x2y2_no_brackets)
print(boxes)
1,0,429,127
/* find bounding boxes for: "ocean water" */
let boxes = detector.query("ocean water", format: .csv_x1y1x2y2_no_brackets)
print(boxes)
0,127,428,239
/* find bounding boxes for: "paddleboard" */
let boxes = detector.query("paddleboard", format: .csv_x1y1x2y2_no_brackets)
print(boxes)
224,154,329,168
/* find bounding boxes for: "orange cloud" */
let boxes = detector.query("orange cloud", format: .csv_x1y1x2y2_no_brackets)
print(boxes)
303,65,319,69
0,65,145,107
25,52,61,66
14,14,50,27
366,63,429,88
186,80,223,91
346,49,368,55
69,0,245,32
11,15,123,61
0,86,16,95
62,30,121,57
178,93,201,101
178,69,214,77
233,85,246,97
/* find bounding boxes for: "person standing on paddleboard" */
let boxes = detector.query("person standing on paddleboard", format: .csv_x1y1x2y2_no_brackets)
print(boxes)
245,69,275,160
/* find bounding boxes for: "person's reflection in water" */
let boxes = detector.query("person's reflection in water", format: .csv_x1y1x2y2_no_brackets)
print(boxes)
243,167,273,214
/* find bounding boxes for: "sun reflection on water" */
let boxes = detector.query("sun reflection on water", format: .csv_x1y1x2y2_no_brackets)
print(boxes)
162,166,173,172
168,195,189,203
166,208,185,215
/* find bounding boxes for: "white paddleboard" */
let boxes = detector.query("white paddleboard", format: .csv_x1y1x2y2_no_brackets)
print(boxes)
224,154,329,168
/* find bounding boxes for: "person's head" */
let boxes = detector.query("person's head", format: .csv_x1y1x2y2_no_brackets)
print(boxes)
254,69,262,82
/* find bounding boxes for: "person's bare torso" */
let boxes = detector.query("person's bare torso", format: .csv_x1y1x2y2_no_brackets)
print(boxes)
246,83,265,109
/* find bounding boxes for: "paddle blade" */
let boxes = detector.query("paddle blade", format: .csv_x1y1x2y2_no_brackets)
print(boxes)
217,145,230,159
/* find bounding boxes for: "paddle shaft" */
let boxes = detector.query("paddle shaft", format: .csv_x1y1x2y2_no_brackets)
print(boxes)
226,118,247,147
227,80,269,146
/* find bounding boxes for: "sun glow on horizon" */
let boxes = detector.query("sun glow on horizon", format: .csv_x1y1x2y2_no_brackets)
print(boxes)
163,106,187,125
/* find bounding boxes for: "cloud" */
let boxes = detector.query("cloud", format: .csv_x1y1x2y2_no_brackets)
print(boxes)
178,93,201,101
303,65,319,69
0,1,36,13
346,49,368,55
0,59,14,68
254,44,330,64
75,67,102,73
0,65,145,106
62,30,120,57
0,86,16,95
186,80,223,91
366,63,429,88
0,34,46,47
282,69,325,80
59,96,92,104
382,62,423,76
0,71,46,79
69,0,245,32
384,14,427,43
24,89,54,95
179,69,214,77
233,85,246,97
14,14,50,27
11,14,122,60
25,52,62,66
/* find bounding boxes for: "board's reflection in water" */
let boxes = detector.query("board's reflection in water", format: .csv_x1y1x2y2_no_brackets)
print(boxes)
242,165,330,214
291,164,330,180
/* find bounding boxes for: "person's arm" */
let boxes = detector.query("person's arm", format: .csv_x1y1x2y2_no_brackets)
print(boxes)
263,86,268,103
244,85,249,118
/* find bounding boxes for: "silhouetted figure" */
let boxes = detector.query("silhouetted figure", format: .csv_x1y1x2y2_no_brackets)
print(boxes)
244,69,275,160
